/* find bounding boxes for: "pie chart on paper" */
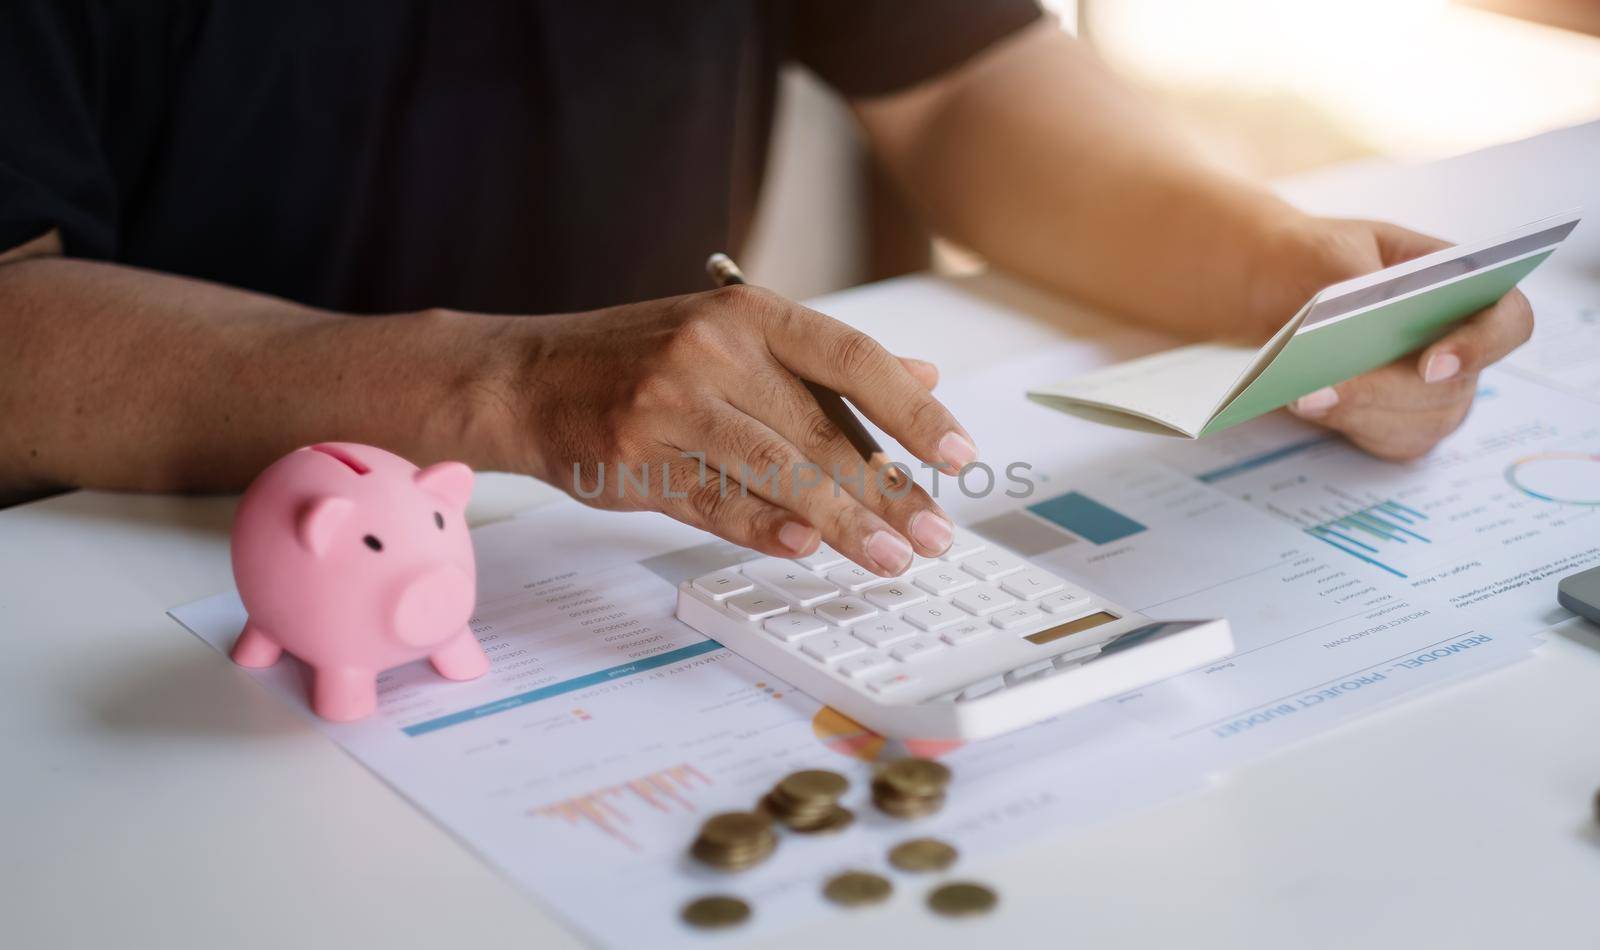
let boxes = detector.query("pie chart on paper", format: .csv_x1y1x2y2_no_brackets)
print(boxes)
1505,452,1600,506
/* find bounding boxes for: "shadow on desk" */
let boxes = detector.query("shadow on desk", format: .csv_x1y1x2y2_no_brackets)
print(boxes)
19,488,237,538
87,637,306,739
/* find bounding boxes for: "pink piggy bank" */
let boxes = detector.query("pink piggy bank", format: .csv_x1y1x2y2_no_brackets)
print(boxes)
230,442,489,721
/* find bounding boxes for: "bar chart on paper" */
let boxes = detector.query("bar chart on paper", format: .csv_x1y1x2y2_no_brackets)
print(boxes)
1288,494,1429,579
531,764,712,851
1183,373,1600,622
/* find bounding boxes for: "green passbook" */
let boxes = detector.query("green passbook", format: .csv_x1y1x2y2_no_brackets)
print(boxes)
1028,211,1580,438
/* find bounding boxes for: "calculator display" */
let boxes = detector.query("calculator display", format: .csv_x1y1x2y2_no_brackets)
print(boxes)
1024,610,1118,645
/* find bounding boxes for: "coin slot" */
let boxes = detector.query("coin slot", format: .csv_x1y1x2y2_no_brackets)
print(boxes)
309,443,370,474
1024,610,1118,645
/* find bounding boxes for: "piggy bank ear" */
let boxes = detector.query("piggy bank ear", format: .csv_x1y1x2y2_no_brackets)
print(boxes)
296,496,354,556
414,461,473,510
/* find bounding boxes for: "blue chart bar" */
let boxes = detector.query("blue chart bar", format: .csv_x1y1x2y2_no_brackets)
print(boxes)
402,639,724,737
1028,491,1147,545
1305,500,1429,578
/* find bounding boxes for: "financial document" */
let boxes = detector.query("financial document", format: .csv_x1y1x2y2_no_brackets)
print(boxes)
168,357,1578,944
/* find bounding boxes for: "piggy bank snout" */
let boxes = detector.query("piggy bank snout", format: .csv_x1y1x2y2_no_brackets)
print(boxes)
391,564,475,647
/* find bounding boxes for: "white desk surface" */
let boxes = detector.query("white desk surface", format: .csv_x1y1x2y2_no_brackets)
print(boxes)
5,123,1600,950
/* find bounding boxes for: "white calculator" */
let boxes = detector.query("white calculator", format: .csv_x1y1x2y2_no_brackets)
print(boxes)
675,530,1233,740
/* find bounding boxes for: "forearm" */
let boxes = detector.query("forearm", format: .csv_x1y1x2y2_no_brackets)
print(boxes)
0,256,515,498
856,23,1315,340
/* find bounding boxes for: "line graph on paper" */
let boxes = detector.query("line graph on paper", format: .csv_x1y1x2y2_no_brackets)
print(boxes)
529,764,712,851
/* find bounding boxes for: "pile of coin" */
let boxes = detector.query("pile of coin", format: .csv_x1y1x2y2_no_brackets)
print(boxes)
761,769,853,833
689,811,777,871
872,757,951,819
682,761,999,932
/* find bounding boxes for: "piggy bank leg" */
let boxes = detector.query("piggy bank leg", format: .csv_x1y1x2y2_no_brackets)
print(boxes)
429,628,490,681
311,667,378,721
231,621,283,668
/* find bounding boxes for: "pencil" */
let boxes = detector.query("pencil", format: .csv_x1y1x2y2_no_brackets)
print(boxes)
705,253,907,491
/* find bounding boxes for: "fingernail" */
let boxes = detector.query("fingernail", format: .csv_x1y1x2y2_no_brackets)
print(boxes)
1292,387,1340,417
937,431,978,470
1423,351,1461,383
864,530,913,575
778,521,816,555
908,510,953,554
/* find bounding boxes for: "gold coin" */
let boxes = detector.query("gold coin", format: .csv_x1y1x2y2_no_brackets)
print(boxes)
872,785,946,819
778,768,849,802
927,881,997,918
681,895,751,929
878,758,952,796
822,870,892,907
888,837,958,872
788,803,854,835
697,811,773,846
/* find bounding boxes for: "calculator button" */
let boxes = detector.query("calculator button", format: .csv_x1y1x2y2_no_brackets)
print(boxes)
692,569,754,601
940,621,989,646
1052,650,1092,671
800,632,867,663
866,671,921,694
940,533,987,562
890,635,947,662
864,583,928,611
814,597,878,627
795,545,849,571
903,554,940,575
961,552,1026,581
1004,659,1056,686
957,676,1006,701
991,606,1043,630
901,600,963,631
763,613,828,643
853,617,918,648
742,558,840,607
915,567,975,597
837,651,894,679
826,564,883,593
1000,569,1066,601
951,585,1016,616
726,591,788,621
1040,588,1094,615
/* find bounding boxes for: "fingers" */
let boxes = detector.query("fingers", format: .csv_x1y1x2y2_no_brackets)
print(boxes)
898,356,939,390
748,291,977,473
734,365,955,558
1415,290,1534,385
1365,219,1451,265
651,449,823,559
683,404,948,576
1289,362,1478,461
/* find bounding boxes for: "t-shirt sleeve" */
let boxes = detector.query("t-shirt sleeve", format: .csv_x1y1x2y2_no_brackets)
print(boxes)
789,0,1044,98
0,1,117,258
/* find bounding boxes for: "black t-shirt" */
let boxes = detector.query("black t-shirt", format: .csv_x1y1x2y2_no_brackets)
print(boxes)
0,0,1039,315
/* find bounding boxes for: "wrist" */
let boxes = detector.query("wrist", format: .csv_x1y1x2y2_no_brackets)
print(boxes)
385,308,540,476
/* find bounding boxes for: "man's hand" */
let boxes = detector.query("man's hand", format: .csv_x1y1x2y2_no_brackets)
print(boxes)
1274,218,1534,461
496,285,978,576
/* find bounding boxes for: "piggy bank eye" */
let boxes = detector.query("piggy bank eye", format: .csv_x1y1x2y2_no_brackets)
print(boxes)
433,511,445,530
363,534,383,552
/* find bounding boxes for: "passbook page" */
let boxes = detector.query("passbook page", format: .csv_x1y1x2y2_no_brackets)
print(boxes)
1027,343,1261,437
